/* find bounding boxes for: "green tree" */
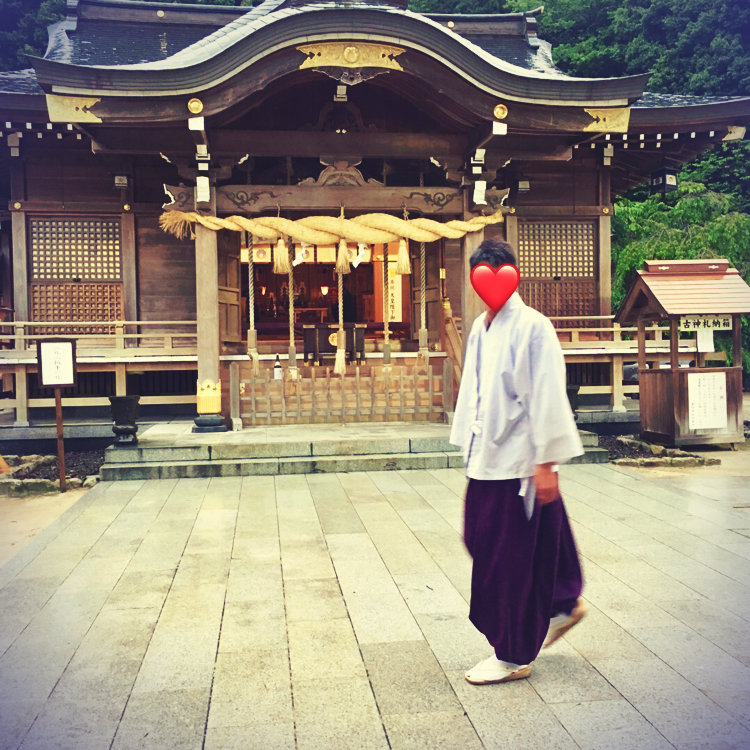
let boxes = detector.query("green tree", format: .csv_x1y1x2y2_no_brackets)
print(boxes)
0,0,65,71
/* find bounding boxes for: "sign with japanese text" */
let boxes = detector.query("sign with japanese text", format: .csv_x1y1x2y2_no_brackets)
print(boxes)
679,316,732,332
387,261,402,322
687,371,727,431
37,339,77,388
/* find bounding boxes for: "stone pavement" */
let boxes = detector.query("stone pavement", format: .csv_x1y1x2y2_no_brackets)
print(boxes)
0,462,749,749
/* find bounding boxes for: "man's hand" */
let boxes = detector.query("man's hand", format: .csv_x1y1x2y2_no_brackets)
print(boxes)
534,463,559,505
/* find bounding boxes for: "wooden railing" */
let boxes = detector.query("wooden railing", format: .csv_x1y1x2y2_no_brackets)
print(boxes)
551,315,724,411
0,320,198,357
435,311,724,413
440,301,462,403
237,361,449,425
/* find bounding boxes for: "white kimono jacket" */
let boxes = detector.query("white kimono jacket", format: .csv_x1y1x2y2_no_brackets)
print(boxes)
449,293,583,483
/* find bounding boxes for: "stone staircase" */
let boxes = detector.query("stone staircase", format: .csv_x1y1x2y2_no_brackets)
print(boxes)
100,430,607,481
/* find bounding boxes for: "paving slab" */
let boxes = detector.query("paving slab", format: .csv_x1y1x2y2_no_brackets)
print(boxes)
0,459,748,749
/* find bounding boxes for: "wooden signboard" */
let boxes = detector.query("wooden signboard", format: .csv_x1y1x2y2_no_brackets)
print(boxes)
37,339,77,492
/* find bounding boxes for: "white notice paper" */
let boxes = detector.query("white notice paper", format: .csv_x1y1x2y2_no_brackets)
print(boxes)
696,327,715,353
687,371,727,431
39,341,75,387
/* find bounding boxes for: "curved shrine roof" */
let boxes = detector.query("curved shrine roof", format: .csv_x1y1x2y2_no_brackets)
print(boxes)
24,0,648,107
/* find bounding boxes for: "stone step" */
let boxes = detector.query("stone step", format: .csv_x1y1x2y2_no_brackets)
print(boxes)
100,452,464,481
100,443,608,481
105,431,600,464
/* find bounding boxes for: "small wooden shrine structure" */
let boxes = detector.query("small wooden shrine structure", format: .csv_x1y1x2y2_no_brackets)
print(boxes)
0,0,749,430
616,259,750,446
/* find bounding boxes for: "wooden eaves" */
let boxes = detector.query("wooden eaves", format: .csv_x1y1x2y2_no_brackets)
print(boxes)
615,259,750,324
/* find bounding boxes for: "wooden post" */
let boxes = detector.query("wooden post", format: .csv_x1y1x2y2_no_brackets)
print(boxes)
637,318,647,373
193,188,227,432
670,318,679,371
597,216,612,316
14,363,29,426
55,386,66,492
461,221,485,352
229,361,242,431
611,354,625,412
115,364,127,396
11,211,28,322
121,211,137,333
442,357,454,421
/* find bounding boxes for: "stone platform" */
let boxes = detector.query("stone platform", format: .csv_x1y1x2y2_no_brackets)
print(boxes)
1,460,749,749
100,422,607,481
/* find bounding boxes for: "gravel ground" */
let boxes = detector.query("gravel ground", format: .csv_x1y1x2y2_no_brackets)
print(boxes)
14,450,107,481
597,434,654,461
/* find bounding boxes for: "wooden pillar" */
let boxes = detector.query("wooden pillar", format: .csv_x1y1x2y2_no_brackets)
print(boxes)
504,212,518,251
597,163,612,316
670,318,679,370
120,210,137,325
13,364,29,427
461,228,485,353
11,211,28,323
611,354,625,412
193,187,226,432
598,214,612,315
637,318,647,373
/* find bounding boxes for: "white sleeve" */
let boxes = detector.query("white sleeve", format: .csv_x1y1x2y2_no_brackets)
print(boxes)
521,318,584,465
449,323,479,450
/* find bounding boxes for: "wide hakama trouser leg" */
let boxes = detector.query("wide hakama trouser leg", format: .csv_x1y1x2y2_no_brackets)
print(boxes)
463,477,583,666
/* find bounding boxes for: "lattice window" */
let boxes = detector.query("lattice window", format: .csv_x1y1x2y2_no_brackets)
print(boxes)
517,222,595,278
29,217,121,281
30,283,122,330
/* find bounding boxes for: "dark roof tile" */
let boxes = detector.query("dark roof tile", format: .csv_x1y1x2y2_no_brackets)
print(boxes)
635,92,748,108
0,69,44,96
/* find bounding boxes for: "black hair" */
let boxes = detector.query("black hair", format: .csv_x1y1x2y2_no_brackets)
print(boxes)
469,238,517,269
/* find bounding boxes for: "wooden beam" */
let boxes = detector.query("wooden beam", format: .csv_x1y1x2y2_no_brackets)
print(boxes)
88,128,467,159
163,183,504,216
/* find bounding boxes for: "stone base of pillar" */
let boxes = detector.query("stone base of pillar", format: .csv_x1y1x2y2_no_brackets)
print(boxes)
193,413,228,433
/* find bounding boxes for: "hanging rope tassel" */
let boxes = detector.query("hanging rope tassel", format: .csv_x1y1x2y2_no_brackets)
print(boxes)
273,237,290,274
396,237,411,275
246,233,260,375
334,270,346,376
336,237,351,275
333,329,346,376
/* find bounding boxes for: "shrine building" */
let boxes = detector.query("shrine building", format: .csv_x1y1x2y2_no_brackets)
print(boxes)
1,0,749,430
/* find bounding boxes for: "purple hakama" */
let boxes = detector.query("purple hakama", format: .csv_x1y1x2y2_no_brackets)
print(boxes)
464,478,583,666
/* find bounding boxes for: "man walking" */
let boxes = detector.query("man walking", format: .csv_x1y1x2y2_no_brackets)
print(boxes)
450,238,587,685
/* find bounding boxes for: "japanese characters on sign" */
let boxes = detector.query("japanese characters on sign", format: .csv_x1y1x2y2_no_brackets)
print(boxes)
679,315,732,332
387,261,402,322
687,371,728,431
37,339,76,388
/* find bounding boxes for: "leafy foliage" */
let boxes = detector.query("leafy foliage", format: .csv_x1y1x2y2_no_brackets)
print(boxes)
500,0,750,97
0,0,65,71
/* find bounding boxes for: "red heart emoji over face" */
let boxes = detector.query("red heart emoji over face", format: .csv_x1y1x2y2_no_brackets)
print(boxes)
470,263,520,312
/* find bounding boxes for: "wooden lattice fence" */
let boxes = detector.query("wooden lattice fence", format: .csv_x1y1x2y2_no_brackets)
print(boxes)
238,361,451,425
